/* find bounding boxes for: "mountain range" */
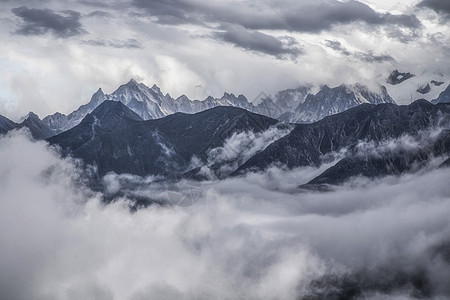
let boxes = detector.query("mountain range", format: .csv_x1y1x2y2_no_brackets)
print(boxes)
1,78,450,196
235,100,450,186
0,112,53,139
42,98,450,192
2,77,450,140
48,100,279,177
27,79,397,137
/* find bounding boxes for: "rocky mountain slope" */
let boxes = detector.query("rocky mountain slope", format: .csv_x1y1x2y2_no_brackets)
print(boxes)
47,99,450,187
48,101,278,177
0,115,17,135
235,100,450,185
41,80,395,135
0,112,53,139
283,84,395,123
432,84,450,104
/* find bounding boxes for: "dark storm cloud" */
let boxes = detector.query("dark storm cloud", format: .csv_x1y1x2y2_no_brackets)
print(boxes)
384,13,422,28
241,1,420,33
213,25,303,60
325,40,394,63
82,38,143,49
132,0,421,33
418,0,450,18
11,6,86,37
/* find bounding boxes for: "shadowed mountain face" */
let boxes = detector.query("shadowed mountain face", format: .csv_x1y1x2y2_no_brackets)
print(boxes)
0,112,53,139
0,115,17,135
235,100,450,185
307,130,450,186
48,101,278,177
47,99,450,186
18,112,54,139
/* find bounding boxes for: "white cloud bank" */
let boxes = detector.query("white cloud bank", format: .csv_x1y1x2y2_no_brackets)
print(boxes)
0,130,450,299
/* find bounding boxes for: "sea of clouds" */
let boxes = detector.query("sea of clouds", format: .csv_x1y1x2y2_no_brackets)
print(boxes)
1,130,450,299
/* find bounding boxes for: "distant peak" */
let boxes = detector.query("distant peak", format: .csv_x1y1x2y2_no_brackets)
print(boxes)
18,111,41,124
24,111,40,121
82,100,142,127
122,79,140,89
91,100,142,119
94,87,104,95
176,94,190,101
223,92,236,98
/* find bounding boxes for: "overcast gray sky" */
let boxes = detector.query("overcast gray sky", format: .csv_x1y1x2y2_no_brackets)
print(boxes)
0,0,449,119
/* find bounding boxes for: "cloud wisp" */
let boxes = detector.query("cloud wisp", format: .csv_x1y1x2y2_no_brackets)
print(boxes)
1,130,450,299
191,124,294,179
82,38,143,49
212,25,303,60
325,40,395,63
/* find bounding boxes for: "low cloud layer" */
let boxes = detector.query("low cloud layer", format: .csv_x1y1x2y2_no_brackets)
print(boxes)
1,130,450,299
11,6,86,37
193,124,293,179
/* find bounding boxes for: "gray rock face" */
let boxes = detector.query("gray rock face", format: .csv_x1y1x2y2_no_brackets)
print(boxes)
431,80,444,87
253,86,312,119
387,70,415,85
43,88,107,134
432,84,450,104
417,84,431,94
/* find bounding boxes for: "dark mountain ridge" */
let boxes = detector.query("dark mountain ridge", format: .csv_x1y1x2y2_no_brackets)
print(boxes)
235,100,450,185
0,112,53,139
48,101,278,177
47,99,450,189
